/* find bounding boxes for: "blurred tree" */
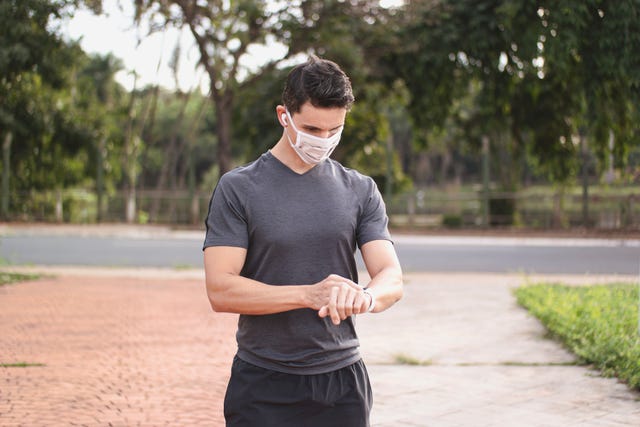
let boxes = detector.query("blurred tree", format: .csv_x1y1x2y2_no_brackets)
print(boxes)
525,0,640,225
0,0,107,219
74,52,127,221
131,0,411,192
388,0,639,186
280,0,413,193
132,0,297,178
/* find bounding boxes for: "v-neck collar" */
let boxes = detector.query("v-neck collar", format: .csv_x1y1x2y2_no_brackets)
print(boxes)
265,150,322,177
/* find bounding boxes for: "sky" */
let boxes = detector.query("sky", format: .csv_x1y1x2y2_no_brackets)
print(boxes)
62,2,210,92
61,1,404,93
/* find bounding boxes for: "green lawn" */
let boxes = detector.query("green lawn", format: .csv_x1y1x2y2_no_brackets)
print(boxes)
515,282,640,391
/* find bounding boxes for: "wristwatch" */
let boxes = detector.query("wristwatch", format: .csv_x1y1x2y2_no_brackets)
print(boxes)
363,288,376,312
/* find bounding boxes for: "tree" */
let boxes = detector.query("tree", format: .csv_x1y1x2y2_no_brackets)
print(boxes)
131,0,409,184
132,0,297,178
0,0,105,219
388,0,639,189
537,0,640,169
75,52,127,221
1,0,70,218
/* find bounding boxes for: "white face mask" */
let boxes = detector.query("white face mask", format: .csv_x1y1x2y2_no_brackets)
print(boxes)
284,109,343,165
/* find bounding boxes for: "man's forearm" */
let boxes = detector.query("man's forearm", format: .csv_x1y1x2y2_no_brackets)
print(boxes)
206,273,308,315
364,266,403,313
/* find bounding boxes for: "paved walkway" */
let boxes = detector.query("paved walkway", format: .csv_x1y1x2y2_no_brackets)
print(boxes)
359,272,640,426
1,266,639,426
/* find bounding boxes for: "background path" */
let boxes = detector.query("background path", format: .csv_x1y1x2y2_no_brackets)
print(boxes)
1,268,638,426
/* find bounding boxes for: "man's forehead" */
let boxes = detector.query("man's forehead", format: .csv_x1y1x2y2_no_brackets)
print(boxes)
296,103,346,120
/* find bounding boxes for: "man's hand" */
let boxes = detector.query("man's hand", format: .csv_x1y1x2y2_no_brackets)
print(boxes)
306,274,370,325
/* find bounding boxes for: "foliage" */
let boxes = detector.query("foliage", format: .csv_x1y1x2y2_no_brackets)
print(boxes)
132,0,296,177
0,0,126,200
4,50,127,194
388,0,640,185
138,89,215,187
516,282,640,390
1,0,639,224
232,66,289,163
441,213,463,228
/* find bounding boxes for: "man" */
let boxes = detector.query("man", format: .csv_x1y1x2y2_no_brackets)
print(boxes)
203,56,403,427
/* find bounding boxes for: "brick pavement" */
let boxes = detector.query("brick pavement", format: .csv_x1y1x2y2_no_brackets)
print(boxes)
1,268,639,426
0,274,237,426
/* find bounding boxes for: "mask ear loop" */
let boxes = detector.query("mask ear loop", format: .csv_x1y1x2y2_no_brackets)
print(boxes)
282,110,300,151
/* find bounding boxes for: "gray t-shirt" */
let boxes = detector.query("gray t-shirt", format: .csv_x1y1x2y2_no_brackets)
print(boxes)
203,151,391,374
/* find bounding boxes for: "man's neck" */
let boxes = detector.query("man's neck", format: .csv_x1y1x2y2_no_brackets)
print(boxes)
270,137,316,175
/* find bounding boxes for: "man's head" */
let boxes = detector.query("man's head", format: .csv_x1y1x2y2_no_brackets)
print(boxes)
282,56,355,114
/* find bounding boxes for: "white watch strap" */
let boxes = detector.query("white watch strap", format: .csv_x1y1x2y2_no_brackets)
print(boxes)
363,288,376,312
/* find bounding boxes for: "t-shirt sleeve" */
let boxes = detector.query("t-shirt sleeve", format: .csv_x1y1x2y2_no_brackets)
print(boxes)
356,177,392,248
202,174,249,250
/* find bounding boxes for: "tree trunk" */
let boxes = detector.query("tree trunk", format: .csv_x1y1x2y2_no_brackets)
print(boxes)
580,133,590,228
126,187,136,224
55,189,63,223
2,132,12,220
150,91,192,222
96,136,106,222
214,91,234,178
552,187,566,228
481,135,490,228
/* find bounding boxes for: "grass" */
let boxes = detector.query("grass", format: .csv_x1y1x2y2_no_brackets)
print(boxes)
394,353,432,366
173,263,195,270
515,282,640,391
0,271,40,286
0,362,45,368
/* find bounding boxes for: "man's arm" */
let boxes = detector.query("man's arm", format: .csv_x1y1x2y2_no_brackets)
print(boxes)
204,246,363,316
359,239,403,313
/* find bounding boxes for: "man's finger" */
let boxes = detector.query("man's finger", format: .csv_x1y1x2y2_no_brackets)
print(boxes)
318,305,328,318
336,284,350,320
343,287,357,318
329,286,341,325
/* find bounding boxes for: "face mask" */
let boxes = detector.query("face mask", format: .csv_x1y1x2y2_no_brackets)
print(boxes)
283,109,343,165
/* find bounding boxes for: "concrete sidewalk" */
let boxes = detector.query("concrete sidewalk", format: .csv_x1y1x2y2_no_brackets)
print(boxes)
1,267,639,426
359,272,640,427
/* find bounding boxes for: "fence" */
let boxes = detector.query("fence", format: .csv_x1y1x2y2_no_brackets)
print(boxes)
3,188,640,231
3,189,212,226
386,188,640,230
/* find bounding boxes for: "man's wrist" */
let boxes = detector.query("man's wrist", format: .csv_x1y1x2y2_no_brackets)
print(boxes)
363,288,376,312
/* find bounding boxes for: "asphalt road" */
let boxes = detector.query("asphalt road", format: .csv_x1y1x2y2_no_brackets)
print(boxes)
0,231,638,275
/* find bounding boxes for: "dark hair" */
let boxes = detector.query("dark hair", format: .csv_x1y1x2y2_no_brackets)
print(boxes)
282,55,355,113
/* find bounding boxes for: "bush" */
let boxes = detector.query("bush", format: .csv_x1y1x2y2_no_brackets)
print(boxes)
442,213,463,228
515,283,640,390
489,197,515,226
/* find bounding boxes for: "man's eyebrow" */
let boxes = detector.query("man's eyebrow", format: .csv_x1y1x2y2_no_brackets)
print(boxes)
302,124,344,131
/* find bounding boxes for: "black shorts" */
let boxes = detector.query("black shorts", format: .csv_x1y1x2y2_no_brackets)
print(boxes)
224,356,373,427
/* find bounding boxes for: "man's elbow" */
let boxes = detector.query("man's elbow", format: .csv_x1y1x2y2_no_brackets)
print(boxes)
207,293,224,313
206,277,231,313
394,272,404,303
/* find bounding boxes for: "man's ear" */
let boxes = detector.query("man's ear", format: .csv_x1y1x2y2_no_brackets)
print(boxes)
277,105,288,127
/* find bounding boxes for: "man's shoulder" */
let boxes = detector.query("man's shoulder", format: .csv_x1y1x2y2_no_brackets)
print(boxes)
218,154,268,187
326,159,376,188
